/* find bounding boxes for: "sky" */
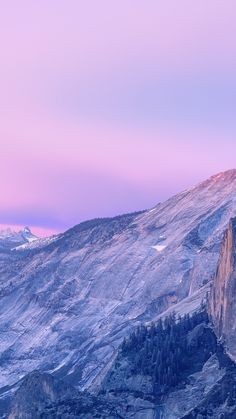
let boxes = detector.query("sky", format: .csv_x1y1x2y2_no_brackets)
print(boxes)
0,1,236,236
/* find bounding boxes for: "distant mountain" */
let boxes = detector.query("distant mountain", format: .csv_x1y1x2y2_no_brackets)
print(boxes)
0,226,37,250
20,226,38,243
2,170,236,415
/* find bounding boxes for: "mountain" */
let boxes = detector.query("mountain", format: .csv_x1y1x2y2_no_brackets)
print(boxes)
0,226,38,250
1,169,236,401
20,227,38,244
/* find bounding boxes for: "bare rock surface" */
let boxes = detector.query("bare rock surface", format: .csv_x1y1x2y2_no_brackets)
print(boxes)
1,170,236,392
210,216,236,359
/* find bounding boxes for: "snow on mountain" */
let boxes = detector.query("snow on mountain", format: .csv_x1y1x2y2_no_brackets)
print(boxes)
0,228,15,239
14,234,60,251
1,170,236,392
152,244,167,252
21,227,38,243
0,226,38,250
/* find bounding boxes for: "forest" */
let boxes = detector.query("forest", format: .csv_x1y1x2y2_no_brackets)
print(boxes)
120,308,218,395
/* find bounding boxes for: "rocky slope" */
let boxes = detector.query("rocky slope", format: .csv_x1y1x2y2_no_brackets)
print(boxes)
1,170,236,395
5,311,236,419
6,371,122,419
103,312,236,419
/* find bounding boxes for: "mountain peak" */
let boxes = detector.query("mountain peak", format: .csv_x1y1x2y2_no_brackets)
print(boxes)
210,169,236,181
23,226,31,234
187,169,236,196
21,226,38,243
0,225,38,248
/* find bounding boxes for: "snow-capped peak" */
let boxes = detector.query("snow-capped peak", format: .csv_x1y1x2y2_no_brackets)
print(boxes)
21,226,38,243
0,226,38,249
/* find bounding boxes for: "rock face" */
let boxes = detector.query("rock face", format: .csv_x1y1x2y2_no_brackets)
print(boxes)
100,310,236,418
2,170,236,392
7,371,121,419
8,371,61,419
6,312,236,419
210,217,236,358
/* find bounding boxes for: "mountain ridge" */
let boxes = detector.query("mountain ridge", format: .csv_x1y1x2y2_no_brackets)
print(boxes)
1,169,236,395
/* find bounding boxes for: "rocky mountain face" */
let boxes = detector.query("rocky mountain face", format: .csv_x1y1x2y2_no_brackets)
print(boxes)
8,371,64,419
1,170,236,394
5,311,236,418
209,217,236,359
7,370,122,419
2,170,236,417
100,310,236,419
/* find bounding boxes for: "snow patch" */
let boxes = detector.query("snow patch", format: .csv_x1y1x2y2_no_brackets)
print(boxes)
152,245,167,252
49,351,75,373
13,235,59,251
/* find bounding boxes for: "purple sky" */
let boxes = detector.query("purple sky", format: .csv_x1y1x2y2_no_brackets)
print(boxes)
0,1,236,236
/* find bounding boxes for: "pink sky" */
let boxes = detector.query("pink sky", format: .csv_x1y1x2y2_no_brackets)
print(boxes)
0,1,236,235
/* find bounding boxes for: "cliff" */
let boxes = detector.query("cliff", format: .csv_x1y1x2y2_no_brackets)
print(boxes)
210,217,236,358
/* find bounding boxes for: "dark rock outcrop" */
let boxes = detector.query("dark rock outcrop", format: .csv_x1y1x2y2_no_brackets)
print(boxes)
8,371,68,419
7,371,121,419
